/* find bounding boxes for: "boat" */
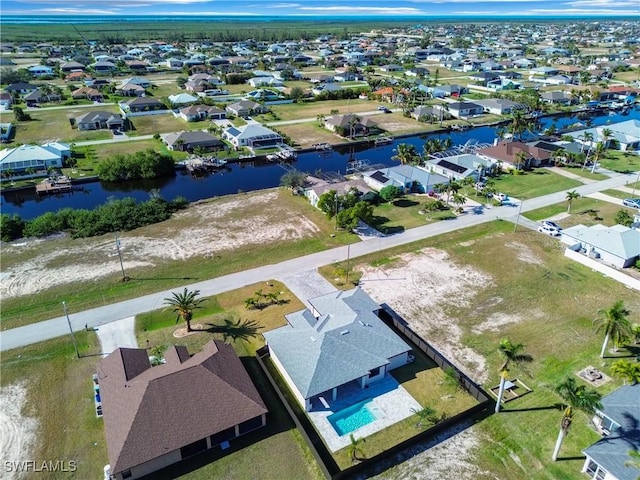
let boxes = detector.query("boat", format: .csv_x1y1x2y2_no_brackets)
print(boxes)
183,157,227,174
373,137,393,146
312,143,332,151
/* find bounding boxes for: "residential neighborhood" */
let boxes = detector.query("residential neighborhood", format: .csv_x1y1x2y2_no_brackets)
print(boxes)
1,16,640,480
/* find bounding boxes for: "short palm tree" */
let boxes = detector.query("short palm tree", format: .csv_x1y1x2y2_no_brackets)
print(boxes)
552,377,602,461
565,190,580,213
392,143,419,165
610,359,640,385
593,300,632,358
495,338,532,413
163,288,207,332
411,405,439,429
347,434,366,462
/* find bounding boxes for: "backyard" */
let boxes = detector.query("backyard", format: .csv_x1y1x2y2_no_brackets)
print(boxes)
488,169,582,199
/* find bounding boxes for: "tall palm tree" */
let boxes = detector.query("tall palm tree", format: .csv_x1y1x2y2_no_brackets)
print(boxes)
589,142,606,173
565,190,580,213
552,377,602,461
163,288,207,332
610,359,640,385
347,434,366,462
593,300,632,358
513,151,529,171
495,338,532,413
391,143,419,165
600,128,612,147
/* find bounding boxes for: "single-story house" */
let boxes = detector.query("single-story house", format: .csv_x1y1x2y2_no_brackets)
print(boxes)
263,288,412,411
424,153,492,181
92,60,116,73
98,340,267,480
564,120,640,152
179,105,226,122
28,65,54,77
304,177,371,208
311,83,342,96
561,224,640,268
116,83,146,97
75,111,124,131
60,61,85,72
477,141,552,169
120,97,166,114
72,86,103,102
248,77,283,88
168,93,199,106
362,164,448,194
582,384,640,480
380,64,404,72
412,105,452,122
541,91,573,105
0,142,70,175
119,77,151,88
4,82,38,94
225,100,267,118
324,114,378,138
447,101,484,119
222,124,283,148
0,92,13,109
472,98,527,116
162,130,225,152
0,123,13,142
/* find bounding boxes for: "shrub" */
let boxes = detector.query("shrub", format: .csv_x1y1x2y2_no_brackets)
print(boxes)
0,213,26,242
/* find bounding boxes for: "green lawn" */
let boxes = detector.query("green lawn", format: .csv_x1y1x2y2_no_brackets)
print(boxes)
552,165,607,181
371,195,455,235
127,114,195,136
598,150,640,173
269,99,374,121
525,196,633,227
490,169,582,199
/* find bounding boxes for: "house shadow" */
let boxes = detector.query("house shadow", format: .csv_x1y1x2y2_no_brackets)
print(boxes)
140,355,294,480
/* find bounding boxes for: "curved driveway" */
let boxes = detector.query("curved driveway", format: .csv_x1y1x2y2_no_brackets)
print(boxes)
0,170,635,351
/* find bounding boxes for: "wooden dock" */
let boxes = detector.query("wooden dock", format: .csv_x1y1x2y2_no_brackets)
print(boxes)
36,178,73,195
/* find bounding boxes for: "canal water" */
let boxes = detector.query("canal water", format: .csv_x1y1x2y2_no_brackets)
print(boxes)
2,108,638,219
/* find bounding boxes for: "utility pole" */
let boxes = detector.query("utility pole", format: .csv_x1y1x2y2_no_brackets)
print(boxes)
514,198,524,233
114,233,129,282
62,301,80,358
345,244,351,286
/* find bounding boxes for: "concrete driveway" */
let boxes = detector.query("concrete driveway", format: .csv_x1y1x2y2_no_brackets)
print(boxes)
96,316,137,356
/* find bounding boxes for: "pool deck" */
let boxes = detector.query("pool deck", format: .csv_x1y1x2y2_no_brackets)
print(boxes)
307,374,422,452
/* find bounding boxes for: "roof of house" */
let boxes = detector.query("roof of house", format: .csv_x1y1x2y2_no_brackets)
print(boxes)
263,288,410,399
562,224,640,260
364,164,448,189
75,111,122,124
168,93,199,104
226,100,261,111
224,123,281,141
98,340,267,474
478,141,555,163
162,130,223,147
583,384,640,480
122,97,164,107
565,119,640,147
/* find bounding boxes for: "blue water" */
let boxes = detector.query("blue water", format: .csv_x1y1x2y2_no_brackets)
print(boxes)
2,108,638,219
328,399,376,436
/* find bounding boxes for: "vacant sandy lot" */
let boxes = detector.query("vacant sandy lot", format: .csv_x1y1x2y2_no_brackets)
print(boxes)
0,190,320,299
0,383,38,480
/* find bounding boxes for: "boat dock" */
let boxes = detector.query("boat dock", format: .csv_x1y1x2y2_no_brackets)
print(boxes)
181,157,227,174
36,177,73,195
373,137,393,146
312,143,332,151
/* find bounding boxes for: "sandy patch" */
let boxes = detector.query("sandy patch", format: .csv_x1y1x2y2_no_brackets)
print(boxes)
0,191,320,299
367,424,499,480
0,383,38,480
472,309,544,334
359,248,492,383
504,241,543,265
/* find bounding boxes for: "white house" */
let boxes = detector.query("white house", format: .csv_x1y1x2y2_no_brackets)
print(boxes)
263,288,412,411
561,224,640,268
0,142,70,175
222,124,283,148
28,65,54,77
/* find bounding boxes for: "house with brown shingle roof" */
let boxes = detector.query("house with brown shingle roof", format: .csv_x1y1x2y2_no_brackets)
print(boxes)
98,340,267,480
477,141,554,169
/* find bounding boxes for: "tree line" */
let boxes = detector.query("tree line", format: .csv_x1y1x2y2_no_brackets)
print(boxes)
0,195,188,242
96,150,176,182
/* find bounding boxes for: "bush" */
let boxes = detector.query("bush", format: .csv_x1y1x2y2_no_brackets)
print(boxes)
0,213,26,242
97,149,175,182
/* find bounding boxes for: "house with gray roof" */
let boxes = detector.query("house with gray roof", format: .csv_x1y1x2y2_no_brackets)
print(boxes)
582,384,640,480
162,130,224,152
565,120,640,152
0,142,70,176
561,224,640,268
363,165,449,194
222,124,282,148
75,111,123,131
424,153,492,181
98,340,267,480
263,288,412,411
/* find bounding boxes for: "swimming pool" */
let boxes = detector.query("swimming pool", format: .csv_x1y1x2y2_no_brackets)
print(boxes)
327,399,376,436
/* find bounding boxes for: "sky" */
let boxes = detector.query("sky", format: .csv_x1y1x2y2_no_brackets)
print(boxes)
1,0,638,18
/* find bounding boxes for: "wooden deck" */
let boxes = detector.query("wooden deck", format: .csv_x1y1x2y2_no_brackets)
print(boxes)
36,178,72,195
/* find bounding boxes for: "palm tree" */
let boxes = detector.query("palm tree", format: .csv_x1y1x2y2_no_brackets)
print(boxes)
513,151,529,171
552,377,602,461
593,300,632,358
316,113,325,126
600,128,612,147
347,434,366,462
625,449,640,471
163,288,207,332
610,359,640,385
589,142,606,173
565,190,580,213
411,405,439,429
451,192,466,214
495,338,532,413
391,143,419,165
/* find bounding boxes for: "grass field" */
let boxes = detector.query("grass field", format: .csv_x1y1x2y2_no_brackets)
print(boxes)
127,114,193,136
599,150,640,173
490,169,582,199
525,196,633,227
275,122,343,148
371,195,455,234
269,99,375,121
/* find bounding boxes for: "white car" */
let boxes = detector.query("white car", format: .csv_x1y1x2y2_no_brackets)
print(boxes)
538,224,561,236
542,220,562,231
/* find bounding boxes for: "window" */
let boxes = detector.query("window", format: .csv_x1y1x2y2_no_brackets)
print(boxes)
369,367,381,377
238,416,263,435
122,470,132,479
179,438,207,459
210,427,236,447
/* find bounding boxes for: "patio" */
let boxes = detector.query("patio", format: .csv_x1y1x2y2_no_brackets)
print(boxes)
307,374,421,452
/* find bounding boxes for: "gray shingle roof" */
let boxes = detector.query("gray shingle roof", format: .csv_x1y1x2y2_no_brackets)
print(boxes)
263,288,410,399
562,224,640,260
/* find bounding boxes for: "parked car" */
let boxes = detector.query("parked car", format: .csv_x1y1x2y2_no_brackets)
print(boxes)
493,192,508,202
542,220,562,231
622,198,640,209
538,224,561,236
378,106,391,113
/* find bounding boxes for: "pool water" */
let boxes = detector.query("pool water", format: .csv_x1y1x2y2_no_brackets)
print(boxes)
328,400,376,436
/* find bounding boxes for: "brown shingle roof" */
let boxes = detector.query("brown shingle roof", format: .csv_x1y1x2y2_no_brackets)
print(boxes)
98,340,267,474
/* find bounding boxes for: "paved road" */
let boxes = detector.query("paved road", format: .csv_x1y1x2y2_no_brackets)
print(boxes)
0,169,636,352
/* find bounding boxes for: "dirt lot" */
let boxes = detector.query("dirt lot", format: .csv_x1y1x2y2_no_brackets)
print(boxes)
0,190,320,299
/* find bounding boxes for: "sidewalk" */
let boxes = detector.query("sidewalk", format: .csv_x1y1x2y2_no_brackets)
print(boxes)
545,166,598,184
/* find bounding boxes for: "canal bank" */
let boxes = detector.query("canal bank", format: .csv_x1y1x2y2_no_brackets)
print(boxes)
2,108,638,219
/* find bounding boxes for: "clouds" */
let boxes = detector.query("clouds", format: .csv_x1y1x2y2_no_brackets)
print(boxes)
1,0,633,16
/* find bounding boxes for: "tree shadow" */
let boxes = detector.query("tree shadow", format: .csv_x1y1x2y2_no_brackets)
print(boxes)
555,456,585,462
501,404,561,413
130,276,198,281
393,199,419,208
202,318,260,343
